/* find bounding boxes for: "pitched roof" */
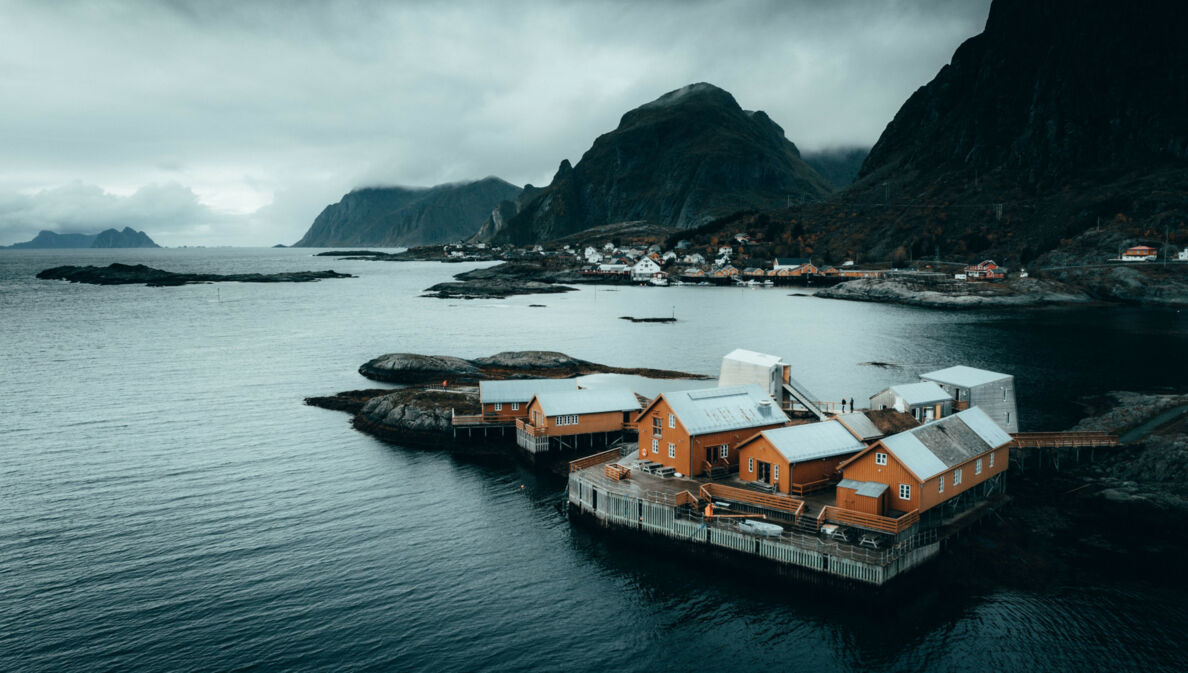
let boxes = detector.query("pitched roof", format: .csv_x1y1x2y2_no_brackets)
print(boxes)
534,388,641,417
882,381,952,406
479,378,578,404
863,409,921,436
920,365,1012,388
774,257,810,265
754,420,866,463
879,407,1012,480
722,348,783,368
835,412,884,441
661,384,788,436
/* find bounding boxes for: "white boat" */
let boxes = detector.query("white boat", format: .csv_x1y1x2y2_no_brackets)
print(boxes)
738,519,783,536
649,276,669,286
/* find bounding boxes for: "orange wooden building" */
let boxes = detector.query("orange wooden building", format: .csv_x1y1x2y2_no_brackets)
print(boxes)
478,379,579,422
635,384,789,477
735,419,867,494
517,388,641,454
835,407,1012,517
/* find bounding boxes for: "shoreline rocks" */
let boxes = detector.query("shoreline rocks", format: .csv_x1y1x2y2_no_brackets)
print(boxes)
814,276,1094,309
421,278,577,299
37,263,354,287
357,350,708,384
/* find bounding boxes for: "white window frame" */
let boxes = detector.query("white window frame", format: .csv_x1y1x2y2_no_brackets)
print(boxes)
667,443,675,459
976,458,983,475
989,451,995,468
899,483,911,500
651,438,659,453
939,475,945,493
875,452,887,466
719,445,729,459
773,464,780,482
652,416,662,437
511,402,519,411
494,403,502,411
668,413,675,429
748,457,754,473
954,468,963,485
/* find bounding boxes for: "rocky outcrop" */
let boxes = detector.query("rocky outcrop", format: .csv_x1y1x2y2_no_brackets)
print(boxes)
295,177,522,247
36,263,353,286
352,388,482,449
5,227,159,249
357,350,707,384
421,278,577,299
815,276,1093,308
486,83,831,244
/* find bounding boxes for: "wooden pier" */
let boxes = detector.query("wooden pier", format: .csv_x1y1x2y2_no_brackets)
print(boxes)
567,450,942,586
1009,431,1119,472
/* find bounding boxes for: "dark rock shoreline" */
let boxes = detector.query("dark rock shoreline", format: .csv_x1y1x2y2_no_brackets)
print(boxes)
357,350,707,384
37,263,354,287
815,276,1095,309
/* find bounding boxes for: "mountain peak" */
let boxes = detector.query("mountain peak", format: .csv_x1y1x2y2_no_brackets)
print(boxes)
640,82,736,109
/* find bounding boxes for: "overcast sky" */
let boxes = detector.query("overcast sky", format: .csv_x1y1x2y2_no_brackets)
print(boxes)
0,0,992,246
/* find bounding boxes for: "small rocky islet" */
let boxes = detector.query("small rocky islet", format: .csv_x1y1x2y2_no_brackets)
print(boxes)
36,263,354,287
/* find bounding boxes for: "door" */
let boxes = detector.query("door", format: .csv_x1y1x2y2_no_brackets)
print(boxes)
706,446,716,464
757,461,771,484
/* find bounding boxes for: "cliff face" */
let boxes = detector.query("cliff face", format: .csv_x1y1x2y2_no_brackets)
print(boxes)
487,83,831,245
4,227,159,249
824,0,1188,263
295,177,521,247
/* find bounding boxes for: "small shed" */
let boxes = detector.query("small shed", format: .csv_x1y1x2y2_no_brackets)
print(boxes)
836,479,888,515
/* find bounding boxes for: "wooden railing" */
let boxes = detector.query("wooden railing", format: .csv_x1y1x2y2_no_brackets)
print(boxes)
789,477,835,496
568,448,622,473
604,464,631,481
819,506,920,534
451,413,486,426
674,490,699,508
515,419,547,437
1011,432,1118,448
698,483,804,520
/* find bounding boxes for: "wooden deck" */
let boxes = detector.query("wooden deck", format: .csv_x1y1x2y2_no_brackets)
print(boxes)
1011,431,1118,448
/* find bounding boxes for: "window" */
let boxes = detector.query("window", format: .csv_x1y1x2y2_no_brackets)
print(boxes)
494,403,502,411
652,416,662,436
748,457,754,473
1006,411,1011,425
939,475,945,493
989,451,995,468
553,415,579,426
651,438,659,453
976,458,983,475
773,464,780,482
875,452,887,466
668,413,675,429
1002,386,1008,400
511,402,519,411
954,468,963,485
719,445,729,459
667,443,675,459
899,483,911,500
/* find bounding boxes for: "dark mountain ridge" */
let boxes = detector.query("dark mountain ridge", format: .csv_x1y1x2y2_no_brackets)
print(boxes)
295,177,521,247
482,83,832,244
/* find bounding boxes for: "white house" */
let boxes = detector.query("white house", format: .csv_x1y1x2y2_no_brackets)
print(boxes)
1178,249,1188,261
682,253,706,265
662,251,677,263
631,256,662,281
584,246,603,263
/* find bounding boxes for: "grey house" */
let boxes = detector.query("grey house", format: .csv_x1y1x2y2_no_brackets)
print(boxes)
919,365,1018,433
869,382,953,422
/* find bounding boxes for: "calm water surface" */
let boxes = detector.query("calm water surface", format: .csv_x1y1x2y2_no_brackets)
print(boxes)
2,248,1187,672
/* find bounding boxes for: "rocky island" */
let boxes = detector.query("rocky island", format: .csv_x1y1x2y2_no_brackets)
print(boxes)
815,275,1095,309
306,350,706,451
37,263,354,287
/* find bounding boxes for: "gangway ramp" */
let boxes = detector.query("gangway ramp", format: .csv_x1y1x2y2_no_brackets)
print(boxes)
784,378,827,421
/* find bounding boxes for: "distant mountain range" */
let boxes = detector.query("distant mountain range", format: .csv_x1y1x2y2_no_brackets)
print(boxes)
480,83,832,244
4,227,160,249
293,177,521,247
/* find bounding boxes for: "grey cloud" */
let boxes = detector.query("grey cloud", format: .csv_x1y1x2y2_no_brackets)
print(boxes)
0,0,992,245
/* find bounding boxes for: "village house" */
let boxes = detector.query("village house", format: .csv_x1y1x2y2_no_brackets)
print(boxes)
630,256,663,281
584,246,603,263
478,379,578,422
1121,245,1158,261
736,419,867,495
517,388,641,454
919,365,1017,433
634,384,789,478
964,260,1007,280
835,407,1012,519
869,382,953,422
681,252,706,265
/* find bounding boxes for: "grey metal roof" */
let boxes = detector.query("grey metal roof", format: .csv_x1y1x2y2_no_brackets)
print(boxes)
835,412,883,441
758,420,865,463
774,257,810,266
480,378,578,404
663,384,788,436
837,478,889,497
885,381,952,406
721,348,783,368
920,365,1011,388
881,407,1012,480
535,387,640,417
